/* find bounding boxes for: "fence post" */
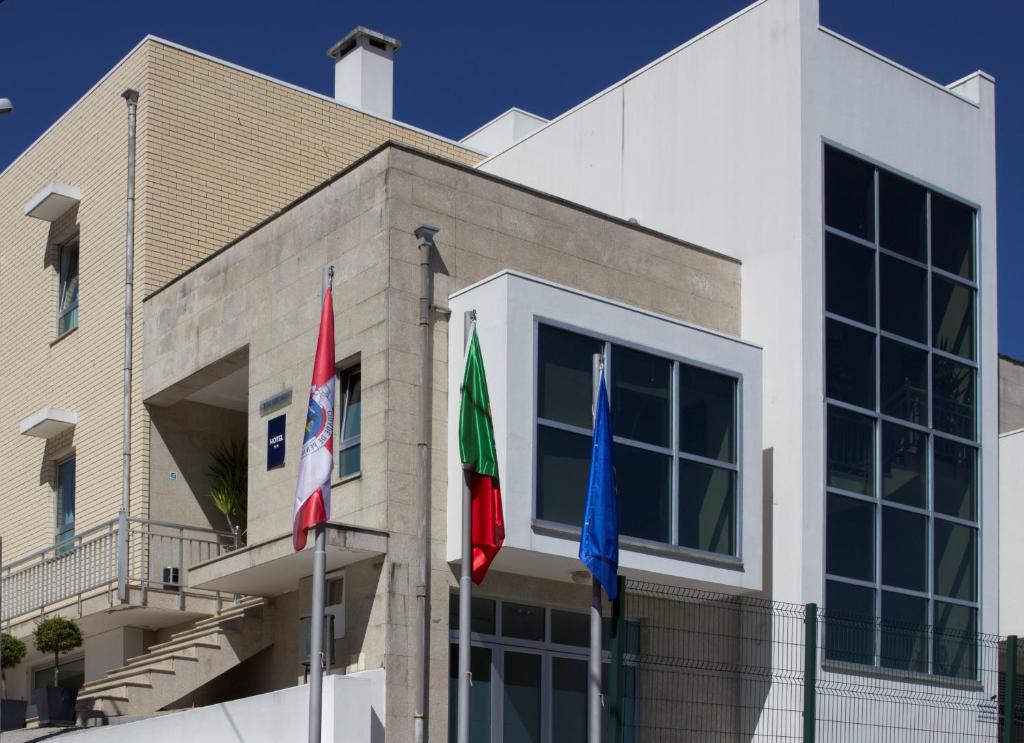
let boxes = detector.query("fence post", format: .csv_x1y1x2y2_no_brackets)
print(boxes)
1005,635,1018,743
117,510,128,603
803,603,818,743
178,527,186,611
609,576,625,743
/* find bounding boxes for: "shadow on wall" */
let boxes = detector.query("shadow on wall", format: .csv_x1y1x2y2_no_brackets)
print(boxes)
149,401,247,531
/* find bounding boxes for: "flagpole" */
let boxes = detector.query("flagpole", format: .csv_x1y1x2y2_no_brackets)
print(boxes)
456,311,477,743
307,265,333,743
589,353,605,743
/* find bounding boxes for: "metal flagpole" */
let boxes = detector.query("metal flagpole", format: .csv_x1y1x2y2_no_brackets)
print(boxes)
589,354,605,743
457,310,477,743
307,266,333,743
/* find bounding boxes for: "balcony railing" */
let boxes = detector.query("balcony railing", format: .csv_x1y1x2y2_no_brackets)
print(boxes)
0,514,238,623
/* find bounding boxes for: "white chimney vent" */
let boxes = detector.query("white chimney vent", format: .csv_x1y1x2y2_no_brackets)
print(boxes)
327,27,402,120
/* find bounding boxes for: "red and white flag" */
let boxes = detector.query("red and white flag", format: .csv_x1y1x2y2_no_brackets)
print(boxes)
292,283,335,551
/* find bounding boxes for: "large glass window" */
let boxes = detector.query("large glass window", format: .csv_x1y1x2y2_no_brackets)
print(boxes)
823,145,979,678
57,238,79,337
535,324,740,556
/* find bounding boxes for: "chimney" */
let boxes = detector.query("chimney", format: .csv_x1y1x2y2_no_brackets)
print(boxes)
327,27,402,119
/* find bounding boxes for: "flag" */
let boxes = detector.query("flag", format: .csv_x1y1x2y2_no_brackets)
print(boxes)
292,284,335,551
459,324,505,584
580,368,619,600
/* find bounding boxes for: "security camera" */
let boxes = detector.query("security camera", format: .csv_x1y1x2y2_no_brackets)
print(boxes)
0,98,13,115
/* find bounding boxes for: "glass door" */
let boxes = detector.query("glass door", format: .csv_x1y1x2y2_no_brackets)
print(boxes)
501,651,542,743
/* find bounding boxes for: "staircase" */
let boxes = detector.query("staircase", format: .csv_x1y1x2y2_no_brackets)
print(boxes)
77,596,273,720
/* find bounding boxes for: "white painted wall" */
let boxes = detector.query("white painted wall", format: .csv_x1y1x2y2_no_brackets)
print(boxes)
460,108,548,157
447,271,763,593
478,0,999,631
334,40,396,119
67,671,385,743
1001,430,1024,635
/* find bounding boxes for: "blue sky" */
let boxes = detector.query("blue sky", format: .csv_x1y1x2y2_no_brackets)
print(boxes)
1,0,1020,355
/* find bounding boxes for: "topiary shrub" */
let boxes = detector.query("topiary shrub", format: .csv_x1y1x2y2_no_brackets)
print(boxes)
32,618,82,687
1,632,27,696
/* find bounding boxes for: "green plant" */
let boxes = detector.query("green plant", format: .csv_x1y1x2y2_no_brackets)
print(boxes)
32,618,82,687
208,439,247,532
2,632,27,696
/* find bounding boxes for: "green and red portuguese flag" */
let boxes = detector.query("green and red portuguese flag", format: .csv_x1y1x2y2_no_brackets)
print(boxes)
459,322,505,584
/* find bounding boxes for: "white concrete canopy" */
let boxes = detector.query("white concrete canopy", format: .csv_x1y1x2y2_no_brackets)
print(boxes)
18,405,78,438
24,181,81,221
188,524,387,595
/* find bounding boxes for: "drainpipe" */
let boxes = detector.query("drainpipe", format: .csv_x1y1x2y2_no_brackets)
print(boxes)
413,224,439,743
118,88,139,603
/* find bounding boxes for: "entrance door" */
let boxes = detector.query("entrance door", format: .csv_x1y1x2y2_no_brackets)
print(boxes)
501,651,542,743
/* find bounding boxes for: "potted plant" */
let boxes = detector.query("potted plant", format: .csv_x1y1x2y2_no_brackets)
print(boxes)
32,617,83,725
208,439,247,542
1,632,27,730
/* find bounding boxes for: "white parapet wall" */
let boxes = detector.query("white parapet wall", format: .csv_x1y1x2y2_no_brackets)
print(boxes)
68,670,385,743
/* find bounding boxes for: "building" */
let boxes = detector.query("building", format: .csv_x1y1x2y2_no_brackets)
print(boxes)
0,0,1012,740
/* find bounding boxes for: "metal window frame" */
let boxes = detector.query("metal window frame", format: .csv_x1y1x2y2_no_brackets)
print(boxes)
533,321,742,558
448,595,636,743
821,141,981,679
56,236,80,337
336,366,361,480
55,455,76,554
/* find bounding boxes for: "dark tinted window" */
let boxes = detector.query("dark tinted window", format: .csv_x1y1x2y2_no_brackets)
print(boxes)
880,339,928,425
882,507,927,591
536,427,590,526
679,366,736,463
931,193,974,280
616,444,671,543
826,320,875,410
934,438,976,520
825,146,875,240
612,345,671,447
879,255,927,343
679,461,735,555
825,581,876,664
932,276,974,360
538,325,602,428
932,357,975,440
878,171,927,261
825,232,875,325
881,423,926,508
827,406,874,496
826,494,874,581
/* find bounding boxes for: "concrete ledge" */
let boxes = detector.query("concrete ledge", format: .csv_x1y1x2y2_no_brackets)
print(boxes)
188,524,388,596
24,181,81,221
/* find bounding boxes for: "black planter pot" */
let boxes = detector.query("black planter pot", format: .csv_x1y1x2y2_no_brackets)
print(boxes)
34,686,78,726
1,698,28,730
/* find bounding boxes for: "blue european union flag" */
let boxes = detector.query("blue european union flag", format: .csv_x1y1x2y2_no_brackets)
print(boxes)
579,369,619,601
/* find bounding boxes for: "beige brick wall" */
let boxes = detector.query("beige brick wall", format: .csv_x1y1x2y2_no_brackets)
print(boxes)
139,40,480,296
0,38,480,566
1000,355,1024,433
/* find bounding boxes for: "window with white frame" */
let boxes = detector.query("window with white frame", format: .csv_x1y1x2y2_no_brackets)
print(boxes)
535,323,739,556
57,237,79,336
337,367,361,479
823,144,979,678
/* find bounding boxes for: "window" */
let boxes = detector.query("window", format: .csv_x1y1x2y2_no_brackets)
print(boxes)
57,238,79,336
325,574,345,639
823,144,979,678
448,595,638,743
56,457,75,554
535,324,739,557
337,367,361,479
33,657,84,691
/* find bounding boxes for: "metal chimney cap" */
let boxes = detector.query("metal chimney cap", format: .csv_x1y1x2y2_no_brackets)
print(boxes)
327,27,402,60
0,98,12,115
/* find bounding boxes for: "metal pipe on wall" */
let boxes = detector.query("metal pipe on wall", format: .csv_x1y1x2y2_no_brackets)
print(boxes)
413,224,439,743
118,88,139,604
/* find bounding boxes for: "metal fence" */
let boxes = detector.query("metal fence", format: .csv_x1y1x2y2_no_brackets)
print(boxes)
619,579,1018,742
1,514,237,624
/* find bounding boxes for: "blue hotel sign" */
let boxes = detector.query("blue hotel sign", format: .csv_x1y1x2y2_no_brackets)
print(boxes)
267,415,286,470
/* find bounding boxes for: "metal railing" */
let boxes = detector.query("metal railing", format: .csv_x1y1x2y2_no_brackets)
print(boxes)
1,514,237,624
619,580,1015,742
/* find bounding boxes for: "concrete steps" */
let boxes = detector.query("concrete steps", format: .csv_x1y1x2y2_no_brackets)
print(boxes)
77,597,273,721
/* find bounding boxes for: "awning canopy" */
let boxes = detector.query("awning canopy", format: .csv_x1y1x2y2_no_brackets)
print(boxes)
19,406,78,438
24,182,81,222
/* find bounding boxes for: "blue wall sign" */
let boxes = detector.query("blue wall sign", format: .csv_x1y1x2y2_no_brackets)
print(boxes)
267,415,286,470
